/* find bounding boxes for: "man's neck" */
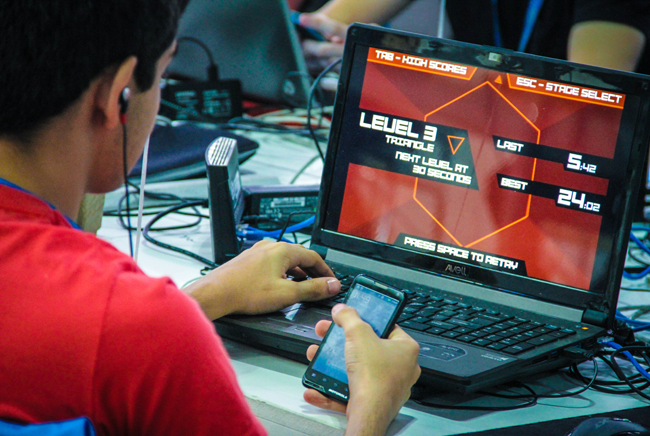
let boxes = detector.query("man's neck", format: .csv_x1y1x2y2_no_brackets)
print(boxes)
0,124,91,220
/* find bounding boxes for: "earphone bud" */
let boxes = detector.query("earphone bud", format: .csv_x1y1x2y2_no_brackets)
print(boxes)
119,87,131,123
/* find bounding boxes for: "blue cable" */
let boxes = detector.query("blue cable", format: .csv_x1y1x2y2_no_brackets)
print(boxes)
606,342,650,381
237,231,292,243
244,216,315,238
616,311,650,332
237,216,315,244
623,229,650,279
623,267,650,280
631,232,650,256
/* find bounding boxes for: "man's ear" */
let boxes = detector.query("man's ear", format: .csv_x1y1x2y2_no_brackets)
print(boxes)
93,56,138,129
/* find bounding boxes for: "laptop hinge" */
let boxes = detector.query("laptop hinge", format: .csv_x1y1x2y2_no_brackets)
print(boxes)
581,308,608,327
311,244,328,259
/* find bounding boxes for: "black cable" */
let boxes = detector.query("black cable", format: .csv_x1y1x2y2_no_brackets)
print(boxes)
609,345,650,401
114,191,203,232
177,36,216,66
110,181,205,225
619,286,650,293
307,58,342,162
176,36,218,82
126,180,189,202
176,210,210,219
276,211,317,242
481,360,599,400
290,155,320,184
142,200,219,268
628,247,650,266
642,351,650,369
414,383,537,411
567,352,650,395
536,360,599,398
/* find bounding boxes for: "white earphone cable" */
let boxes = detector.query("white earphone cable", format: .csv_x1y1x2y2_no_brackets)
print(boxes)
134,136,150,262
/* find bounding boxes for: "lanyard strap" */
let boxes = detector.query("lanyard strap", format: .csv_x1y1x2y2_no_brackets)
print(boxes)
491,0,545,52
0,177,81,230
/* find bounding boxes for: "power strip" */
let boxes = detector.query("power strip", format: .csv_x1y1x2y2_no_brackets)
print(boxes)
244,184,320,230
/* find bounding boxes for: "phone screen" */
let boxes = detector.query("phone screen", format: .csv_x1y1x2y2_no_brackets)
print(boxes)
304,276,404,401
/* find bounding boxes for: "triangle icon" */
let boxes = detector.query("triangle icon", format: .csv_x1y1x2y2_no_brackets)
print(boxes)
448,136,465,155
495,75,503,84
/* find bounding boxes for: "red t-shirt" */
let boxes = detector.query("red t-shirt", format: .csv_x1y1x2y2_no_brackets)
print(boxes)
0,184,267,436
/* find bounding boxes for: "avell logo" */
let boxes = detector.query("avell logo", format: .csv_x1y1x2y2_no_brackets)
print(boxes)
445,264,469,277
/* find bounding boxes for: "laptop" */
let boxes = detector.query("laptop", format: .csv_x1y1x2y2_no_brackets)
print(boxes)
167,0,311,107
214,23,650,393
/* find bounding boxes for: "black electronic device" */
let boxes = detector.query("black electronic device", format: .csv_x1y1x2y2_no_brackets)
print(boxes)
213,23,650,395
566,417,648,436
302,275,406,403
244,184,319,230
159,79,242,123
167,0,311,107
205,136,245,264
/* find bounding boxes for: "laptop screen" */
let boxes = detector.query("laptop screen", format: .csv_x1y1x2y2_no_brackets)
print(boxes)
315,25,650,310
167,0,310,106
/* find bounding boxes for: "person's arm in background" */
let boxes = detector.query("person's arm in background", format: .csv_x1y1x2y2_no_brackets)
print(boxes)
568,0,649,72
568,21,645,71
304,304,421,436
297,0,414,73
318,0,414,25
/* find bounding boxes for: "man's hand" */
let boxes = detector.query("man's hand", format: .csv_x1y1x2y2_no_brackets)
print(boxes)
185,240,340,320
304,304,421,436
299,12,347,74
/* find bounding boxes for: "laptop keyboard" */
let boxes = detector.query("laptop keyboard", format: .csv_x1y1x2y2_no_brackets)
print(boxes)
316,273,577,356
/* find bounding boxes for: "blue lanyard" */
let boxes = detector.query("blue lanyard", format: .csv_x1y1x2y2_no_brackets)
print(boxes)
491,0,545,52
0,177,82,230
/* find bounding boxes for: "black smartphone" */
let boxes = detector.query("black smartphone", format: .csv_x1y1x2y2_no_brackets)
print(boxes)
302,274,407,403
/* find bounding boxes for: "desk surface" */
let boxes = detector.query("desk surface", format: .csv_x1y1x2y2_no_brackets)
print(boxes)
99,130,650,435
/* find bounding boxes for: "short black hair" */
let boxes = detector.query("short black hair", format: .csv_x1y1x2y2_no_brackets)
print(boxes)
0,0,190,140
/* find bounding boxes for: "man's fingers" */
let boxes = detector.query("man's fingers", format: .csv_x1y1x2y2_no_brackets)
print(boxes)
281,243,335,279
388,326,422,385
315,319,332,337
303,389,347,414
294,276,341,302
331,304,375,340
306,344,319,361
387,324,415,341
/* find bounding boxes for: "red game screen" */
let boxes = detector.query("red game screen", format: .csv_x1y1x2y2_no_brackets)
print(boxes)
329,46,629,291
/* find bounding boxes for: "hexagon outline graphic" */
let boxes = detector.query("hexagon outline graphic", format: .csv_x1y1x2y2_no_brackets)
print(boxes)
414,80,540,248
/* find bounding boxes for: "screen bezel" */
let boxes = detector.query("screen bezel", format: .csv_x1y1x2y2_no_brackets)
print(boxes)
312,24,650,317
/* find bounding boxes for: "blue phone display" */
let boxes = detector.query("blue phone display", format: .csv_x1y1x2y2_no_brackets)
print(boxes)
310,282,401,385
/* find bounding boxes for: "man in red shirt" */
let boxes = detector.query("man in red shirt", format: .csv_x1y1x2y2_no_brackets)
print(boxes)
0,1,421,435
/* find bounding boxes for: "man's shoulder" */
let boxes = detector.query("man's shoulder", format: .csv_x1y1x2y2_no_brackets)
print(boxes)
0,214,194,325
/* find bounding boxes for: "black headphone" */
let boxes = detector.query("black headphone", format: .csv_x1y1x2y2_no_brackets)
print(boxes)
119,87,131,116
